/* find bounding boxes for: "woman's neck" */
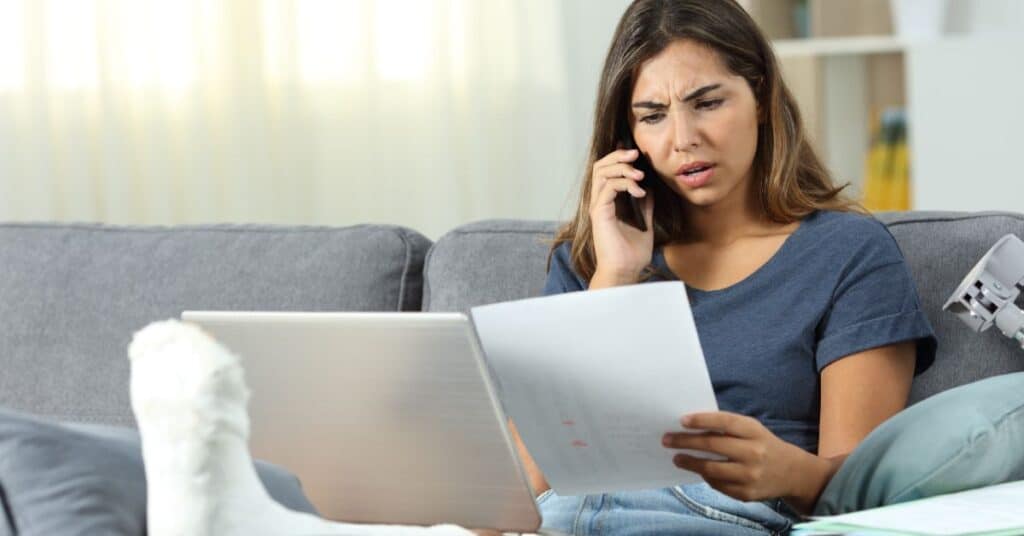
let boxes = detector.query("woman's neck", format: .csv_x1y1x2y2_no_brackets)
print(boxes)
682,181,770,247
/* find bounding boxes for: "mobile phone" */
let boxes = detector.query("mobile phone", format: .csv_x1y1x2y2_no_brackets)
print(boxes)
614,127,654,232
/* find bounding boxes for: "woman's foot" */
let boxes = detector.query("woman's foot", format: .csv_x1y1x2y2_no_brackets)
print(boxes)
128,319,474,536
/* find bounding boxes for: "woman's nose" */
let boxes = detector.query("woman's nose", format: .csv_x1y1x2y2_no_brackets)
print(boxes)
672,115,699,151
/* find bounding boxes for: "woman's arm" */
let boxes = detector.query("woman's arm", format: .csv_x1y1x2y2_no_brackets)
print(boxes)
783,340,916,512
509,419,550,496
664,340,917,515
817,341,916,457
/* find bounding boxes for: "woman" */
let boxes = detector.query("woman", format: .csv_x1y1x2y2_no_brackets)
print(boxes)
512,1,938,534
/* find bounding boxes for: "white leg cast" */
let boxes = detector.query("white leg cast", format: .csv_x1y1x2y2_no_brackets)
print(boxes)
128,319,475,536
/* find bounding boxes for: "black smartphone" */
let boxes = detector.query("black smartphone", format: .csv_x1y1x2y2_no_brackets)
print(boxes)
614,127,654,232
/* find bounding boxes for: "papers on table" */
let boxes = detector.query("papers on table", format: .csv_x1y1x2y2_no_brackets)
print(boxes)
795,480,1024,535
470,281,719,496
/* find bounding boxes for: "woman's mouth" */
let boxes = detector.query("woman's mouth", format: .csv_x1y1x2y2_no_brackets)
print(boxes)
676,163,715,188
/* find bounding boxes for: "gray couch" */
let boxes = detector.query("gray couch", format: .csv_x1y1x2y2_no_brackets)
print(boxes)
4,212,1024,427
1,211,1023,484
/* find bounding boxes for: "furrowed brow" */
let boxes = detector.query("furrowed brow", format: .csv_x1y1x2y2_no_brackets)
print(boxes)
632,100,666,110
632,83,723,109
682,83,721,102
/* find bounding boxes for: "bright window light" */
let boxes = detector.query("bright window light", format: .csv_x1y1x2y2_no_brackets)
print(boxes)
0,0,24,91
262,0,288,81
488,1,521,85
373,0,433,81
149,2,197,89
46,0,100,90
447,0,469,91
107,0,196,90
0,0,25,92
296,0,365,84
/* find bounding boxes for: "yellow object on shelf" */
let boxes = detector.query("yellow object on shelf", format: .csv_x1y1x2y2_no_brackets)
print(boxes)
862,108,910,211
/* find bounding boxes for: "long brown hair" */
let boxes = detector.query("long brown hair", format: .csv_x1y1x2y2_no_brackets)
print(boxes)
550,0,864,282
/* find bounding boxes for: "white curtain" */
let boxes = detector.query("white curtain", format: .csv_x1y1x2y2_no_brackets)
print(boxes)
0,0,628,238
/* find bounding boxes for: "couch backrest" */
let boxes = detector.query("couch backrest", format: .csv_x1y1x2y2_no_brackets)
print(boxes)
424,211,1024,405
422,219,556,313
875,211,1024,403
0,223,431,426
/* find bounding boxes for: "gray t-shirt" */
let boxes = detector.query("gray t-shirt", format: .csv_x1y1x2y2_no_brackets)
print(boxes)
543,210,937,453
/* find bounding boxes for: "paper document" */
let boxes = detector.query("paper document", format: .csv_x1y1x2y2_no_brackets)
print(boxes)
470,281,718,495
795,480,1024,535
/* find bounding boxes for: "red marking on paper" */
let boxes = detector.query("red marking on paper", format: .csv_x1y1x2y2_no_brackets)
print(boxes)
562,420,575,426
571,439,588,448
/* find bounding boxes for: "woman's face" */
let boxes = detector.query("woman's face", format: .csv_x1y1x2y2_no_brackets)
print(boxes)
629,39,760,208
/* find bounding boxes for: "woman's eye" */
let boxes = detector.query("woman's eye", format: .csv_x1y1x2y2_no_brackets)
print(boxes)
695,98,724,111
640,113,664,124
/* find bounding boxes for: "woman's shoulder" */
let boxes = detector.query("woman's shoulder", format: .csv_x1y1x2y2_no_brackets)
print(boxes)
549,240,589,278
803,209,906,263
550,240,574,268
805,210,895,244
544,240,587,294
808,209,888,234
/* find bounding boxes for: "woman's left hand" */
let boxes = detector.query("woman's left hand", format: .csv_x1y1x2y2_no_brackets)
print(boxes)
662,412,817,503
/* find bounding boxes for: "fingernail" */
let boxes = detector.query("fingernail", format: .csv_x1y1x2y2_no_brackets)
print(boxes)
681,416,693,426
662,434,670,446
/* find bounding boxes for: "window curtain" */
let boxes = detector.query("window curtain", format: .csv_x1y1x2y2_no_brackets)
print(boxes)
0,0,626,238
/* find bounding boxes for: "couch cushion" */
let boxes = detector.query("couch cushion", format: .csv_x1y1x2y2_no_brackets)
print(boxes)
422,220,558,313
0,223,431,426
424,212,1024,404
876,211,1024,403
0,408,317,535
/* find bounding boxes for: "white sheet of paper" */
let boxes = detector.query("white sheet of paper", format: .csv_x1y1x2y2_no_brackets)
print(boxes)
802,480,1024,535
470,281,718,495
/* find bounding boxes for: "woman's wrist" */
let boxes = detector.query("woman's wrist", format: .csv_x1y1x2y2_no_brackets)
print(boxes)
781,450,846,516
590,267,640,289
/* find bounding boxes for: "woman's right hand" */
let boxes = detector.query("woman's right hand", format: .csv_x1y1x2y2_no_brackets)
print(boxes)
589,148,655,286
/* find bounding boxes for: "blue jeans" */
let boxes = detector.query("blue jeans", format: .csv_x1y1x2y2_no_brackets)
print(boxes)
537,483,801,535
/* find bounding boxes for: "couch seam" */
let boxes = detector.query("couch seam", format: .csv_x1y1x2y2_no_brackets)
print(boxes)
421,241,437,310
395,228,414,312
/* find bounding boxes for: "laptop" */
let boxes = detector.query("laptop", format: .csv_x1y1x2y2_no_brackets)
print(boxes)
181,311,542,533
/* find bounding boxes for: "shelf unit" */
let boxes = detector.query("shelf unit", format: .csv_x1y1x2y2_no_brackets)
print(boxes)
748,1,1024,212
773,36,906,202
772,35,906,57
741,0,907,203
